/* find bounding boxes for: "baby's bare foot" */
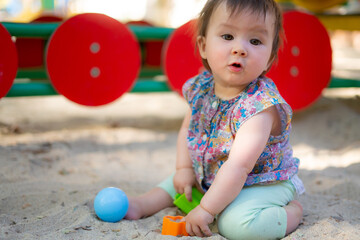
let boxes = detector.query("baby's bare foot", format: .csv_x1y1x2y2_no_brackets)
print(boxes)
287,200,303,214
284,200,303,235
124,197,144,220
124,187,174,220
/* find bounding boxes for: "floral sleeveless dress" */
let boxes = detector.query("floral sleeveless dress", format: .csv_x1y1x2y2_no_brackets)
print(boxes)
183,71,304,194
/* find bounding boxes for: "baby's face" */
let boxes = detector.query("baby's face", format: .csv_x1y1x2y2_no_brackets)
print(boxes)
197,2,276,98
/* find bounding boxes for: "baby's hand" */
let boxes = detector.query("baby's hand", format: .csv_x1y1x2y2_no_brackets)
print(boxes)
185,205,214,237
173,168,195,201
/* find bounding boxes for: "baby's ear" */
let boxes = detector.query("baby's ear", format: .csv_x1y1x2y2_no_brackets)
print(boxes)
197,36,207,59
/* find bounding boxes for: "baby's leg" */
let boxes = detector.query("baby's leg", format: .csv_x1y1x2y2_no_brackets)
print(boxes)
218,181,300,240
125,175,177,220
125,187,173,220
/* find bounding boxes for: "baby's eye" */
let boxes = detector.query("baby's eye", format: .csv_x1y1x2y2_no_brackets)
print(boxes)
250,39,262,45
221,34,234,40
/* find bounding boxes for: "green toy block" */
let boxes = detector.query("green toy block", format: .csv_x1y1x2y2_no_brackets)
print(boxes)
173,188,204,214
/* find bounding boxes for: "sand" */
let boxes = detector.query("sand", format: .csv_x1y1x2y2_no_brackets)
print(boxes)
0,88,359,239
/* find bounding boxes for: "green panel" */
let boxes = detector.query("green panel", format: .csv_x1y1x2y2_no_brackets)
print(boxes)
130,79,170,92
6,82,58,97
16,69,48,79
6,79,171,97
328,77,360,88
1,22,59,38
129,25,173,41
16,68,163,80
1,22,173,40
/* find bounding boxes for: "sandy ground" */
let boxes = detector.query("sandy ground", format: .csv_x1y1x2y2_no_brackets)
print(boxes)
0,86,359,239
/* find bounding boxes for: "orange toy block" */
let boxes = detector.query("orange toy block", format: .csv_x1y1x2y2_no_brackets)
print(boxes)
161,216,189,236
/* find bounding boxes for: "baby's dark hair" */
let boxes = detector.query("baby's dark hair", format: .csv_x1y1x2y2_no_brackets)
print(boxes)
197,0,284,74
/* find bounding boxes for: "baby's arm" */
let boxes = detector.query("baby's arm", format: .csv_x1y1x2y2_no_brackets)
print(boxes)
185,106,278,237
173,109,196,201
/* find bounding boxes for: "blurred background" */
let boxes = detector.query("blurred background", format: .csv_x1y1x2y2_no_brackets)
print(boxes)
0,0,208,27
0,0,359,27
0,0,359,105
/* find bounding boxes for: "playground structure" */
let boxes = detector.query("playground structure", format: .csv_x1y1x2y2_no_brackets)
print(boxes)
0,1,360,111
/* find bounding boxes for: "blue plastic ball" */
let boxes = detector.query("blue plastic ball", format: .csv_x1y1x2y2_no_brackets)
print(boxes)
94,187,129,222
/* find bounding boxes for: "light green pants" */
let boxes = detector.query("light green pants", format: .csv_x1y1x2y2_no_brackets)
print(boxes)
158,175,296,240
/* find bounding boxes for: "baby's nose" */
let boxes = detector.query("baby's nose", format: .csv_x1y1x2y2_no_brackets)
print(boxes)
232,48,247,57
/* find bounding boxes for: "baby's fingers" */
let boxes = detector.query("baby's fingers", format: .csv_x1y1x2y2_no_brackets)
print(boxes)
200,224,212,237
185,222,193,236
186,223,203,237
173,181,184,195
184,185,193,201
174,186,183,195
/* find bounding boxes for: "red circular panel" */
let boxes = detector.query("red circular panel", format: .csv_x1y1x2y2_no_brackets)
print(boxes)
46,13,140,106
267,11,332,111
16,15,63,68
163,20,203,95
0,24,18,98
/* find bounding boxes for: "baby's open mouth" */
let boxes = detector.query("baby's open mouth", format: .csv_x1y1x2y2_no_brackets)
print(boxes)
229,62,243,72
